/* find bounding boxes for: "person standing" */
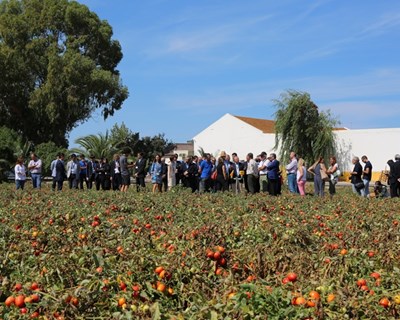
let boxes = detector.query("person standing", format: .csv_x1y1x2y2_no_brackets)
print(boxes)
350,157,363,196
66,154,80,189
199,153,212,192
361,155,372,198
150,155,163,193
267,153,280,196
258,152,269,192
296,158,307,196
28,153,42,189
52,153,66,191
231,155,244,194
387,154,400,197
78,154,88,190
86,155,97,189
246,153,259,194
120,148,133,192
286,151,298,194
326,156,339,198
110,154,122,191
134,152,146,192
308,156,326,197
15,156,27,190
187,156,199,193
215,156,228,192
167,155,177,191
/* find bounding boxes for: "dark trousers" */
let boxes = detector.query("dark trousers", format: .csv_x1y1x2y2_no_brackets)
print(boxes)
268,178,278,196
136,176,145,191
188,177,198,193
247,174,258,194
113,173,122,190
96,175,105,190
87,174,95,189
390,181,400,198
79,173,88,190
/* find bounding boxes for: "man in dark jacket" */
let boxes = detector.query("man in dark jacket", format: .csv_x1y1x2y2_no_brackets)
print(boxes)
53,153,66,191
86,155,97,189
134,152,146,192
387,154,400,197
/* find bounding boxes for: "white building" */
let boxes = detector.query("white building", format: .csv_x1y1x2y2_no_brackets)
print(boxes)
193,113,400,181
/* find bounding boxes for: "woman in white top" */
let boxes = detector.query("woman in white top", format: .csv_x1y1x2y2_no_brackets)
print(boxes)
326,156,339,198
296,158,307,196
167,156,177,190
15,156,27,190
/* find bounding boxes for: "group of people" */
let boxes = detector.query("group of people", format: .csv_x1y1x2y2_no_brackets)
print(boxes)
12,148,400,198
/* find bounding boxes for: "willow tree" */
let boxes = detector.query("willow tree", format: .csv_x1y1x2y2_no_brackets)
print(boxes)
273,90,338,166
0,0,129,147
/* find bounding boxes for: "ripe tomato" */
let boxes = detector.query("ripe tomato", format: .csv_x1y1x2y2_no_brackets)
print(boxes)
294,297,306,305
356,279,367,287
155,266,164,274
5,296,15,307
370,272,380,279
309,291,320,301
14,283,23,292
287,273,297,282
15,295,26,308
118,297,126,307
327,294,335,303
30,282,39,291
379,297,390,308
213,251,221,260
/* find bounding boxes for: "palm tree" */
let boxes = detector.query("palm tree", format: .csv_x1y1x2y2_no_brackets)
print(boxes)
70,132,116,160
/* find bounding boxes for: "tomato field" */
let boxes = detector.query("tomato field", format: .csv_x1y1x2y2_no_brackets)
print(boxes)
0,184,400,319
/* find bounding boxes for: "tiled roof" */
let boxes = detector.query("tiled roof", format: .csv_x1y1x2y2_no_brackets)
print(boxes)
234,115,275,133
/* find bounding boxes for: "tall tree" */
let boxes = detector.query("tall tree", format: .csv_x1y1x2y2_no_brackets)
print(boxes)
273,90,338,166
0,0,129,147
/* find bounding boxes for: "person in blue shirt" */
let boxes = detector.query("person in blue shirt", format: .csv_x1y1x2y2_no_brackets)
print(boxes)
79,154,88,190
199,153,213,192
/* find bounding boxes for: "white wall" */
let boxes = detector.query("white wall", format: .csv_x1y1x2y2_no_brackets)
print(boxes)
193,114,276,160
336,128,400,173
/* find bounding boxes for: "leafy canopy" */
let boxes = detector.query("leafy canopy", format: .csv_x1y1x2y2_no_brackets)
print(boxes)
273,90,339,166
0,0,129,147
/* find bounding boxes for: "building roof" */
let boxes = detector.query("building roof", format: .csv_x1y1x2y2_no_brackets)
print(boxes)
234,115,275,133
234,115,348,133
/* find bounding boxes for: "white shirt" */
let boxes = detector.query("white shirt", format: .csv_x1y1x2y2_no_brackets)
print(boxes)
29,159,42,174
114,160,120,174
258,159,269,175
15,164,26,181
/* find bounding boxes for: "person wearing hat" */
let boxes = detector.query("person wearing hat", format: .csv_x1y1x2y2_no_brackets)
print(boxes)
66,154,80,189
387,154,400,197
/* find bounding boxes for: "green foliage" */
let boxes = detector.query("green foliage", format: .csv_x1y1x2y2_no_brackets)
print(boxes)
34,141,67,176
109,122,140,153
274,90,339,166
70,132,116,160
0,0,129,147
136,133,176,160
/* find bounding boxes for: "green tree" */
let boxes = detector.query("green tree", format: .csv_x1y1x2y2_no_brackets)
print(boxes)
109,122,140,152
273,90,338,166
137,134,176,161
35,142,67,176
0,0,129,147
70,132,115,160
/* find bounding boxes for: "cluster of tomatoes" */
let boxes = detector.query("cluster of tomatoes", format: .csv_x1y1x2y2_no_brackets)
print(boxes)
4,282,41,317
206,246,227,275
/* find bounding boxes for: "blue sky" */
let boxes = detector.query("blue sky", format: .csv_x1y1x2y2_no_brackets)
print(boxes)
69,0,400,146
